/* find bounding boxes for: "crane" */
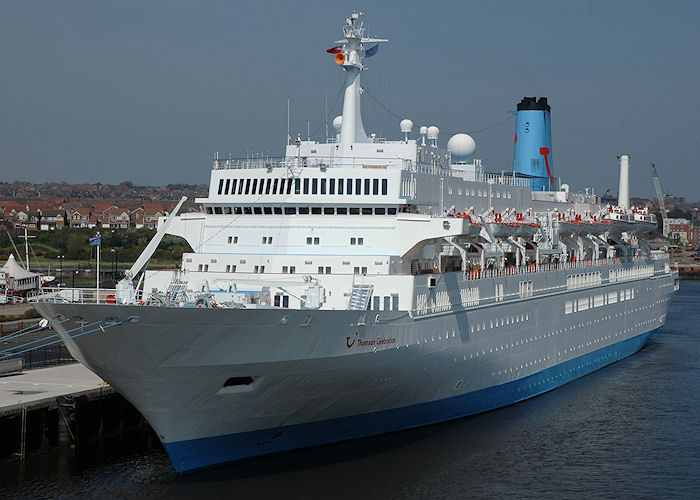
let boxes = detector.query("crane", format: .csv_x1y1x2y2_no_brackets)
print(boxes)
650,162,668,218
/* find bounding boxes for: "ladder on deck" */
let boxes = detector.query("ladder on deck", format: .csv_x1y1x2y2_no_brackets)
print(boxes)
348,283,374,310
165,278,189,305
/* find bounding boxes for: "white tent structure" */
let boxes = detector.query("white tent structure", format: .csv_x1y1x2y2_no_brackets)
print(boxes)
0,254,41,297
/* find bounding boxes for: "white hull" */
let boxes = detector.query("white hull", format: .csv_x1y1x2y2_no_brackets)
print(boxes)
35,258,676,473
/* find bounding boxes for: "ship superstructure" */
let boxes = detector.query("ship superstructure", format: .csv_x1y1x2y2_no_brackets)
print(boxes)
31,13,677,474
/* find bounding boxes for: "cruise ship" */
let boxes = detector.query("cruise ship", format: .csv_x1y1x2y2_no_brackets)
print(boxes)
33,13,678,474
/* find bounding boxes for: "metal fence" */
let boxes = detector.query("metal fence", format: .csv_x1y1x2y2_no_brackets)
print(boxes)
11,344,75,369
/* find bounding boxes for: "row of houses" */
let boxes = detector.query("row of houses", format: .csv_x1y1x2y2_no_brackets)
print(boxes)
663,218,700,247
0,200,194,230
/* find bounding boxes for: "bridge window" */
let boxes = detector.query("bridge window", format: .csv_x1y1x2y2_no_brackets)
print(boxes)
356,179,362,195
338,178,344,194
329,179,335,194
244,179,251,194
321,179,326,194
251,179,258,194
373,179,379,195
312,178,318,194
217,179,224,195
364,178,370,195
382,179,387,195
225,179,231,194
231,179,238,194
272,179,279,194
347,179,353,194
303,178,309,194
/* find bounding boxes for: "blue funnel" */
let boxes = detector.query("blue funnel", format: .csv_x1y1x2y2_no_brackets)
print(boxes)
512,97,553,191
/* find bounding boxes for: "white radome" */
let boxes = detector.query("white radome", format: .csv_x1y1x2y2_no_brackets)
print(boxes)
447,133,477,158
419,125,428,135
400,119,413,133
427,126,440,140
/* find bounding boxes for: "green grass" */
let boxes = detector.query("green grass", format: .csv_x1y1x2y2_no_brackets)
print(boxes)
0,309,41,322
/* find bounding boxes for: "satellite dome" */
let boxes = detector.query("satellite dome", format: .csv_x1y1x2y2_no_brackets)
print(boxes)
447,133,477,159
332,116,343,132
419,126,428,135
400,119,413,133
427,126,439,140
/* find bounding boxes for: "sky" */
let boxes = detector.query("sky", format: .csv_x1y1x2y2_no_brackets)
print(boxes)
1,0,698,201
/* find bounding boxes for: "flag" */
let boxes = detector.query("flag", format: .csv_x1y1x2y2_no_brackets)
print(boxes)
89,236,101,246
364,44,379,57
326,45,342,54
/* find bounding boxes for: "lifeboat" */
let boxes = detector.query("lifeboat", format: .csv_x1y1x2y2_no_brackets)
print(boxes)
484,212,515,239
511,211,540,238
446,211,484,236
633,210,658,234
606,208,635,234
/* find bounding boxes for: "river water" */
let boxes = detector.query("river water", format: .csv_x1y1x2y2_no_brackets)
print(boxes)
1,282,698,499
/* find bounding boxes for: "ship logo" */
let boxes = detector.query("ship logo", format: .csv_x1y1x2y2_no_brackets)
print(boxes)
346,331,359,348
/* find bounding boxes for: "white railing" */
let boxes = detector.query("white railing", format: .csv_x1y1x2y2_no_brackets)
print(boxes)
33,287,128,304
411,254,668,317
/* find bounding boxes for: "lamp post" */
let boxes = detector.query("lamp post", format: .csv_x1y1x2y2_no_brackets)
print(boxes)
110,248,118,281
72,269,78,288
110,248,115,281
57,255,64,285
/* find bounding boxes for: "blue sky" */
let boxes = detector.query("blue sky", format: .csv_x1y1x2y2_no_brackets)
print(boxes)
1,1,698,200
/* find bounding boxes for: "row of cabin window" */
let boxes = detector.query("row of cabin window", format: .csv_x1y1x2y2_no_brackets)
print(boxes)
217,177,389,197
207,206,398,216
203,264,371,275
446,186,513,199
226,235,362,246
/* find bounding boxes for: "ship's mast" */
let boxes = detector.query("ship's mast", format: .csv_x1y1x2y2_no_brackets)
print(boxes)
335,13,387,146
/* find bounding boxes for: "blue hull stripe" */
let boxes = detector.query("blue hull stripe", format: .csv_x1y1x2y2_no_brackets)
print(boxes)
164,328,657,473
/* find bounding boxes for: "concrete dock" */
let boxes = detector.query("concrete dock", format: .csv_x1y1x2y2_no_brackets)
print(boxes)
0,364,153,461
0,364,107,416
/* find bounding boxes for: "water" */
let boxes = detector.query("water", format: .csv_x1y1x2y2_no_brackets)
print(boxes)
1,282,698,499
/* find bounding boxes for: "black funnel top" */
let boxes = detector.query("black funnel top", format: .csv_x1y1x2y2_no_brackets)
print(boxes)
516,97,550,111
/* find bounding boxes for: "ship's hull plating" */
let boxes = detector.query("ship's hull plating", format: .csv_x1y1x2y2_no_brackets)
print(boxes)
164,329,654,473
34,267,674,473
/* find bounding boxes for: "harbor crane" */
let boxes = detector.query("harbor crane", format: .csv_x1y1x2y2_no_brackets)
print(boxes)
650,162,668,219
